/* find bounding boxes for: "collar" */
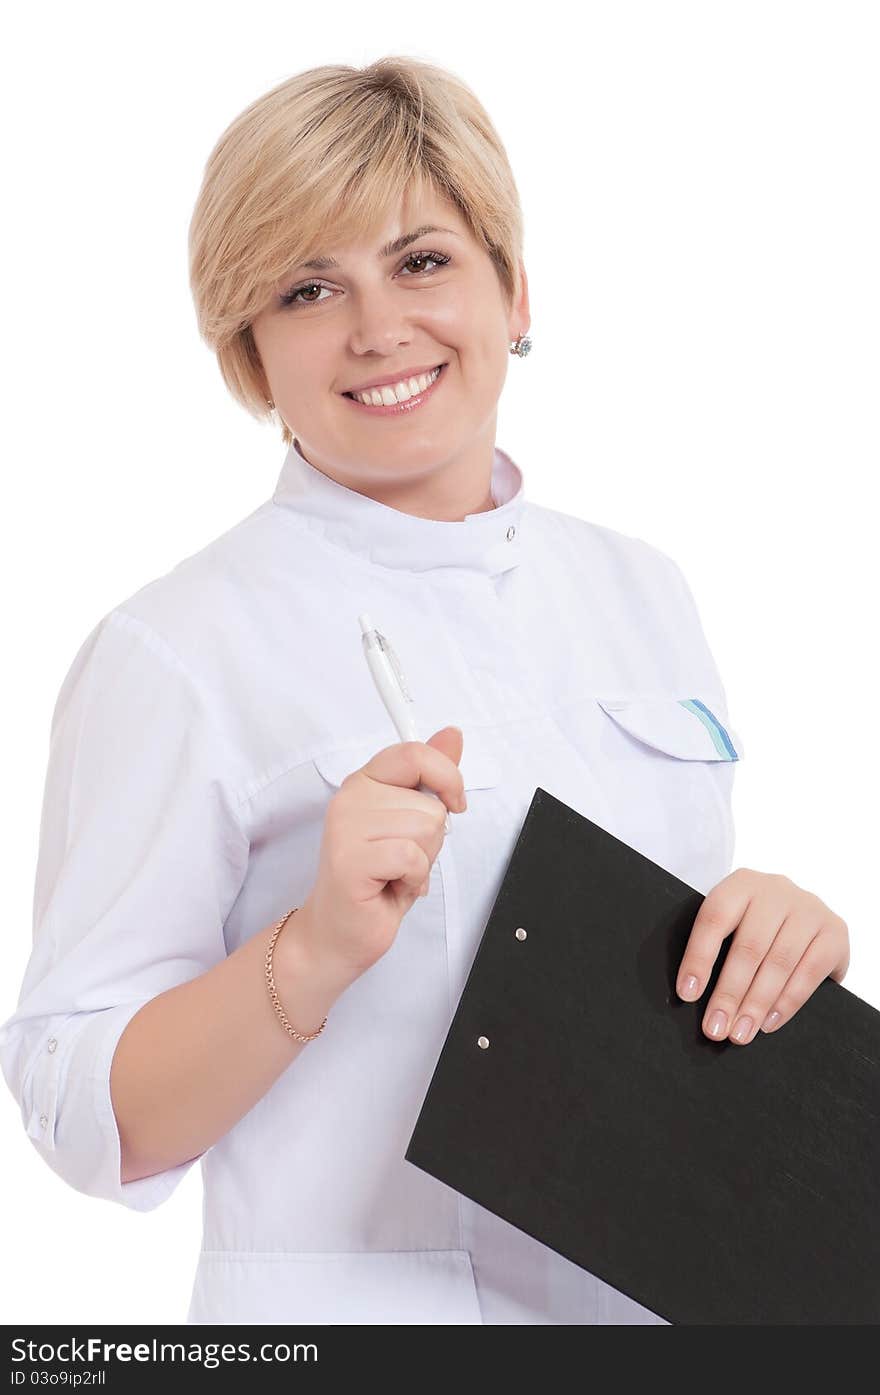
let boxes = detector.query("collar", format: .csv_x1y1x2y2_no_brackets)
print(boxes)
271,436,525,575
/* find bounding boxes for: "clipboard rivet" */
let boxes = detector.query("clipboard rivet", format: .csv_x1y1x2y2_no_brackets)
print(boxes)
477,1036,490,1049
515,927,527,940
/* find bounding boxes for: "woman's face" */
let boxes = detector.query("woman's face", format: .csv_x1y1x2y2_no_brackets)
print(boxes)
250,189,530,517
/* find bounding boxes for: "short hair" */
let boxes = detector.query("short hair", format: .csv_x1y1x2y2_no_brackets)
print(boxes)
188,56,525,447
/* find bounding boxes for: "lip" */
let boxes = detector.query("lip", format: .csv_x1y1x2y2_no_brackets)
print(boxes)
342,361,448,394
341,362,448,417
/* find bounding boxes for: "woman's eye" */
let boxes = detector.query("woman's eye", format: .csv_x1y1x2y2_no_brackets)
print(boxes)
283,283,329,307
399,251,448,276
280,250,450,309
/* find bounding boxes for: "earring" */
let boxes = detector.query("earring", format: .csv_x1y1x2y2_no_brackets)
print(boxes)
266,399,275,410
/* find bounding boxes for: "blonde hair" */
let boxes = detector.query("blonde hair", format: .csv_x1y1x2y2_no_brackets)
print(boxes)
188,56,525,447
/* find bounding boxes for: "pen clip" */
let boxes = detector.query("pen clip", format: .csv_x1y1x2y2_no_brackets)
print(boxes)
375,630,414,704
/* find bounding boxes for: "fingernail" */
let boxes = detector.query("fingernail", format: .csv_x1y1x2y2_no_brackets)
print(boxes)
706,1009,728,1038
761,1009,781,1032
680,974,699,999
732,1015,753,1043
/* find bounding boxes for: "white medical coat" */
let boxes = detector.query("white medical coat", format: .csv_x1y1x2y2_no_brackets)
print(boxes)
0,438,744,1324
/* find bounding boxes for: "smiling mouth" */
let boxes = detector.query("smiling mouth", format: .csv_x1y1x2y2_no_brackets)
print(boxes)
341,362,448,415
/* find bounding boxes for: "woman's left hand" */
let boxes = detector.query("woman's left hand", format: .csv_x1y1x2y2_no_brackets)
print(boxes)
676,868,850,1045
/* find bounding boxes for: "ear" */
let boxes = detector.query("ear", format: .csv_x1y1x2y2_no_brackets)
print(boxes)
509,257,531,340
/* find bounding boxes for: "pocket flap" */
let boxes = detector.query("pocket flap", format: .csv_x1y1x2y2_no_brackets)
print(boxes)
596,696,744,761
188,1248,483,1324
312,726,501,790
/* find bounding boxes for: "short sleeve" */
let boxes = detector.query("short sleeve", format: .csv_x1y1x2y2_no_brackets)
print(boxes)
0,608,250,1211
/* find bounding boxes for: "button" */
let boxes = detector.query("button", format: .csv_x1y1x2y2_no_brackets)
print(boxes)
506,525,516,541
47,1037,57,1053
39,1114,48,1129
477,1036,490,1049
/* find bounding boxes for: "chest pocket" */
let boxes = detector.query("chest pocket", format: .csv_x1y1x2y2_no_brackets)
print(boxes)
596,696,744,762
311,726,502,792
593,695,744,889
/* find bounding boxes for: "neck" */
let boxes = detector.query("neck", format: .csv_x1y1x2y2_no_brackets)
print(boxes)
293,431,499,522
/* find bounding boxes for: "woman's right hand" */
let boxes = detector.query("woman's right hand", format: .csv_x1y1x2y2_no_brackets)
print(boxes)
297,727,467,984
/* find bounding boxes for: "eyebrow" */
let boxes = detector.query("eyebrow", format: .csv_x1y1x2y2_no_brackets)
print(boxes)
296,225,459,271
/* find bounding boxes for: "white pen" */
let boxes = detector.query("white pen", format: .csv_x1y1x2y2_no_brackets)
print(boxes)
358,612,451,835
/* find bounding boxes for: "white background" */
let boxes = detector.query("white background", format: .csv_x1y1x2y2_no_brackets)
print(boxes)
1,0,877,1325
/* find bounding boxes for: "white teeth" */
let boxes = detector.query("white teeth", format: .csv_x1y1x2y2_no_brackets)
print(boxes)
351,365,441,407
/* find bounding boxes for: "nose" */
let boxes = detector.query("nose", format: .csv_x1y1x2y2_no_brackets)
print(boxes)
347,285,415,357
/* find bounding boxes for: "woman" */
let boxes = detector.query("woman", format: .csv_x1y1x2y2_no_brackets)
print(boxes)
0,56,849,1326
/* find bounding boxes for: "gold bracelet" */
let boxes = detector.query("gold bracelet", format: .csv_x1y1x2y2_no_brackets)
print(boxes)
264,907,328,1043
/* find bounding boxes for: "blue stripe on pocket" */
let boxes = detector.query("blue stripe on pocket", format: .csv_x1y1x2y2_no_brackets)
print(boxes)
678,698,739,760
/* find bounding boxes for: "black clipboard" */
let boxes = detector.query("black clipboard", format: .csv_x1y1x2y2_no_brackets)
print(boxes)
405,787,880,1324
